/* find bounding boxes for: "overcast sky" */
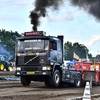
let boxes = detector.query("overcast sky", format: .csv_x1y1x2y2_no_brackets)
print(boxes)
0,0,100,56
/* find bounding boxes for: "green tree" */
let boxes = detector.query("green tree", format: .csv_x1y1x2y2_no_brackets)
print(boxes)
0,29,21,61
64,41,73,60
64,41,92,61
73,42,89,58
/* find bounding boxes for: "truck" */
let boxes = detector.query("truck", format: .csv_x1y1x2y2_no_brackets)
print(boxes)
0,54,11,71
15,31,96,87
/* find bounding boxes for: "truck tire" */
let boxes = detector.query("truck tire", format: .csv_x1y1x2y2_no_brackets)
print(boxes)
49,70,60,87
6,64,11,71
74,74,81,87
21,76,31,86
0,62,4,71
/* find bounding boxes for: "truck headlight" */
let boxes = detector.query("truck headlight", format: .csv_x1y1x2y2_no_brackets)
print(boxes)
42,67,47,70
17,67,21,71
17,53,21,56
42,66,51,70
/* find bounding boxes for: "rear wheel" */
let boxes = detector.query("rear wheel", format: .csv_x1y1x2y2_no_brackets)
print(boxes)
0,62,4,71
49,70,61,87
74,74,81,87
21,76,31,86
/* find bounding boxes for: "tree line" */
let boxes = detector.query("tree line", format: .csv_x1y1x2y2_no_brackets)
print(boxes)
0,29,96,62
64,41,93,61
0,29,21,61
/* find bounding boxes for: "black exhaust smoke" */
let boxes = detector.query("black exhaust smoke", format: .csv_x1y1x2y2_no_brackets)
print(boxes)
29,12,39,31
29,0,63,31
70,0,100,21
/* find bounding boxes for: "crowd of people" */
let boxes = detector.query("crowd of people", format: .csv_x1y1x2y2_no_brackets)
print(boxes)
8,61,15,67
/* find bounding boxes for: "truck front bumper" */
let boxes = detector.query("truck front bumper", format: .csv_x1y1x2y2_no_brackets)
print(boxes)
15,70,51,76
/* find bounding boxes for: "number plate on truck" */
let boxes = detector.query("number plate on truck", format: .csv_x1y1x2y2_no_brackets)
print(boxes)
27,72,35,74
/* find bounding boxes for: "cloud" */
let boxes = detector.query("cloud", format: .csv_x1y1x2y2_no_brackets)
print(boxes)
63,0,71,6
82,35,100,46
64,35,100,55
61,8,86,15
15,0,34,8
0,0,34,10
40,7,87,22
0,13,13,21
0,13,21,21
41,15,74,22
69,35,100,47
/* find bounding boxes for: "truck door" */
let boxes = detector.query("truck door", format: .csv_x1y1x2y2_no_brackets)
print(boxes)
50,41,57,62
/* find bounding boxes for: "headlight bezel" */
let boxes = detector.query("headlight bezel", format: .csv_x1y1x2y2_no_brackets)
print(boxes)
42,66,51,70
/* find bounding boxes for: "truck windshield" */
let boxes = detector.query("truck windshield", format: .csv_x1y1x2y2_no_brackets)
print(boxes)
17,39,49,51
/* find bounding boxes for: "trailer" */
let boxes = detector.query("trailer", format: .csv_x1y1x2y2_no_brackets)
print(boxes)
75,62,100,84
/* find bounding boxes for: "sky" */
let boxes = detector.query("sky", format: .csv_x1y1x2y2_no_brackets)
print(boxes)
0,0,100,56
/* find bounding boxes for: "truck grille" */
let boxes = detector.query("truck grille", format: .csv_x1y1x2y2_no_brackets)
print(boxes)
22,66,38,71
16,55,40,66
16,55,47,66
24,56,39,65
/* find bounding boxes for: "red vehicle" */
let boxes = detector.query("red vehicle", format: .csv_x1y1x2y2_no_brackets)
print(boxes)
75,62,100,84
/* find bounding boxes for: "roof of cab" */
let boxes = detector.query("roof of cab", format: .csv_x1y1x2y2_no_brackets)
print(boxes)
17,31,60,41
17,35,60,41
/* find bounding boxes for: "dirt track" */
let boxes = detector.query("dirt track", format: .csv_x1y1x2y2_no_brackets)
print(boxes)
0,80,84,100
0,71,100,100
0,71,15,76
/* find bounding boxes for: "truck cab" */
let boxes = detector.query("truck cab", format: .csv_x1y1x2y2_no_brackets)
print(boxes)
15,31,63,87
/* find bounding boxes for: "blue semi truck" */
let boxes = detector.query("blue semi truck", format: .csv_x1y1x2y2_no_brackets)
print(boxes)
15,31,82,87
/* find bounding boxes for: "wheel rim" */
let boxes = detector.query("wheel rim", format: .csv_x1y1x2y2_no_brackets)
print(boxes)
77,80,80,86
76,76,81,86
55,73,59,84
0,64,4,70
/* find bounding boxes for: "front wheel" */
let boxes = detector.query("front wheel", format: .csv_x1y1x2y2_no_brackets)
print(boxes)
49,70,61,87
21,76,31,86
74,74,81,87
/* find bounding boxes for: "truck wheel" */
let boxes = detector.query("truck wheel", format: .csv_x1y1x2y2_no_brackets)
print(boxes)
0,62,4,71
49,70,60,87
21,76,31,86
74,74,81,87
6,64,11,71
